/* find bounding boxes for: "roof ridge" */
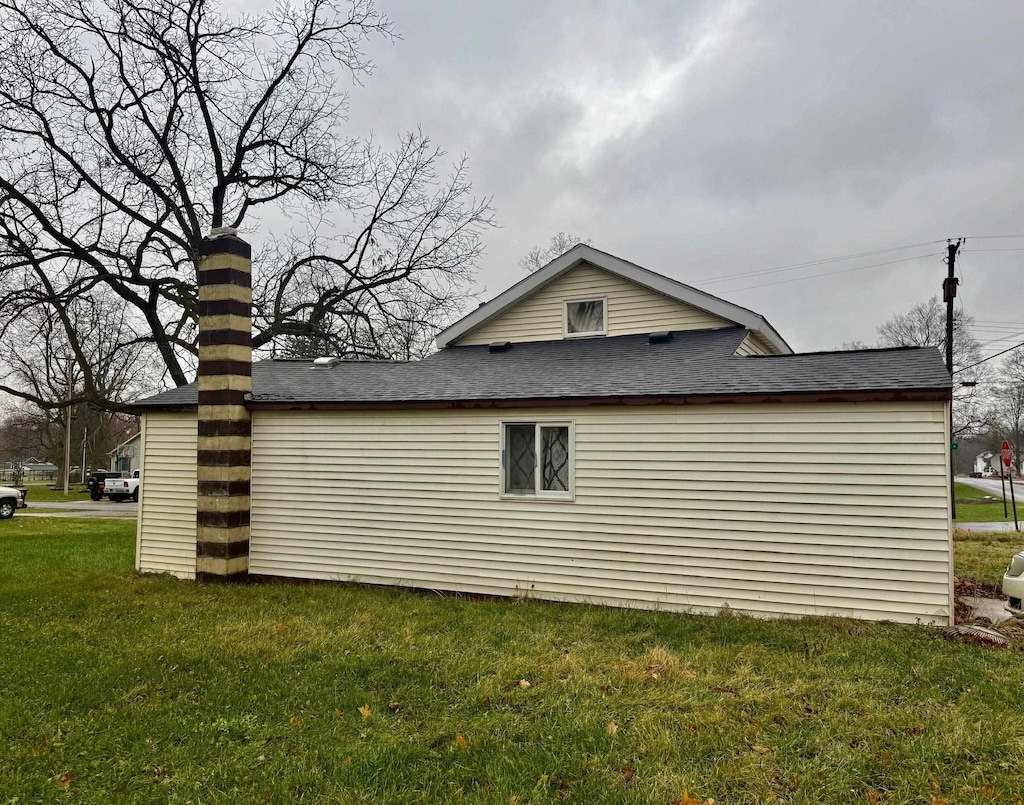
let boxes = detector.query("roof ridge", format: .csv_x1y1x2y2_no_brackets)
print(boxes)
749,345,938,359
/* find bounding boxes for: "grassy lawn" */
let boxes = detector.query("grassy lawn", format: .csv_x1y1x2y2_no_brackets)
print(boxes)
2,519,1024,804
955,482,1020,524
20,483,92,503
954,528,1021,589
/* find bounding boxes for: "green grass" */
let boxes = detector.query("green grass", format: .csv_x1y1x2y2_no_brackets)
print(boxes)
19,483,92,502
955,482,1021,523
954,529,1021,588
2,519,1024,804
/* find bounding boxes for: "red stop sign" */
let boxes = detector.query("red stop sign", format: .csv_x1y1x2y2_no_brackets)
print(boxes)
1002,440,1012,468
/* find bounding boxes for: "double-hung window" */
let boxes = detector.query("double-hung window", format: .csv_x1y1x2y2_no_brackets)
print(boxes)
501,422,573,499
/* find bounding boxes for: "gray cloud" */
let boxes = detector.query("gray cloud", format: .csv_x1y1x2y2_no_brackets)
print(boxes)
332,0,1024,352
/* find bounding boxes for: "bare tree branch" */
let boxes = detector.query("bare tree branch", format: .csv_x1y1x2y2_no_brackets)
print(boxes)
0,0,493,409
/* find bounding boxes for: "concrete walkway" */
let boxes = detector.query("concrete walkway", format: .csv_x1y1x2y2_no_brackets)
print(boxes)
18,500,138,520
956,521,1021,533
962,595,1012,624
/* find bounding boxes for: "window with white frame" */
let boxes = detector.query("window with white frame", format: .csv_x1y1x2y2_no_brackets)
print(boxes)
564,298,606,337
501,422,573,498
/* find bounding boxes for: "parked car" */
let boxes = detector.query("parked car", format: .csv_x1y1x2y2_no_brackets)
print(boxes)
87,470,122,501
1004,552,1024,616
103,470,140,502
0,485,27,519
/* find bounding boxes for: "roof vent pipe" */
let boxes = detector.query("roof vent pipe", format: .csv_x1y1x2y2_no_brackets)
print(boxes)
648,331,673,345
313,356,341,369
488,341,513,353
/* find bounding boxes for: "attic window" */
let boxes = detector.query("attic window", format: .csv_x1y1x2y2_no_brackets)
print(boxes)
565,298,606,337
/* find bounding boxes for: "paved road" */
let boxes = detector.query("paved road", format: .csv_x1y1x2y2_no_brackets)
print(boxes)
958,476,1014,497
18,500,138,520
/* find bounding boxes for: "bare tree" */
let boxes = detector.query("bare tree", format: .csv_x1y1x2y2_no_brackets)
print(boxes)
836,340,872,351
0,0,493,407
876,297,989,437
0,299,149,477
988,348,1024,475
519,232,592,274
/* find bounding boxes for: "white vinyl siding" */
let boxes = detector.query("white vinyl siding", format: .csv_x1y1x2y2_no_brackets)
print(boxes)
460,264,731,345
734,332,776,356
248,402,952,624
137,412,197,578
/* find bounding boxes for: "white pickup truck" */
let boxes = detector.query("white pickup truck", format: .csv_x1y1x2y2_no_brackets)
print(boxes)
0,485,27,518
103,470,140,502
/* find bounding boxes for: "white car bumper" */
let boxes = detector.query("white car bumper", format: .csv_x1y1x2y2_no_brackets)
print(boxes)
1004,551,1024,615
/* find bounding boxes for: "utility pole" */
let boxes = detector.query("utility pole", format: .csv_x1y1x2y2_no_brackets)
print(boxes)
944,239,962,520
81,424,88,485
63,359,72,496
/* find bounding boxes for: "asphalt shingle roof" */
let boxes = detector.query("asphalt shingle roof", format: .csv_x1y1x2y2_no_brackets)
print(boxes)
134,327,951,410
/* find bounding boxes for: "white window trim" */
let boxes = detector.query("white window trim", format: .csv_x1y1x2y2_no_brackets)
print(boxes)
563,296,607,338
499,420,575,501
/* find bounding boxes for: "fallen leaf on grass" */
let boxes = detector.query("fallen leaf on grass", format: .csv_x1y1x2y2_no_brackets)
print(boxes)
752,745,773,754
606,721,618,735
455,734,468,751
388,700,401,712
357,704,371,720
274,624,287,633
333,708,342,718
621,764,636,783
671,793,702,805
866,789,881,804
931,798,949,805
56,771,73,789
981,782,995,799
519,679,531,689
289,716,299,725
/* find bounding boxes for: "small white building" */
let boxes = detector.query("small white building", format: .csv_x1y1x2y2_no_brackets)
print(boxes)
974,451,995,475
132,246,953,624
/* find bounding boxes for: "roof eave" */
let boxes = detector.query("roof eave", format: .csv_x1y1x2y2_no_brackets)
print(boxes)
247,387,951,412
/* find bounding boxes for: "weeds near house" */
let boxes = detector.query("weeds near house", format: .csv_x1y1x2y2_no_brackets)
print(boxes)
1,518,1023,803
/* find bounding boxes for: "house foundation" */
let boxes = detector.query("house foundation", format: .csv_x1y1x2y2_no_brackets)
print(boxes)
195,229,252,580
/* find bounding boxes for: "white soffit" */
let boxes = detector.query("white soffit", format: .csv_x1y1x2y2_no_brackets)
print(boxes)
436,245,793,354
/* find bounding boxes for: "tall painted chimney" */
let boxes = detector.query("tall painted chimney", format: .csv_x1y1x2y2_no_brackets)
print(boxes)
195,228,252,581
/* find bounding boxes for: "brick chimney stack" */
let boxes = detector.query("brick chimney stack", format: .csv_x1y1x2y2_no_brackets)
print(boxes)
195,228,252,580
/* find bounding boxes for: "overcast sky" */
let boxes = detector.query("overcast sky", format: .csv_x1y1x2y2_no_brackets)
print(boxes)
334,1,1024,354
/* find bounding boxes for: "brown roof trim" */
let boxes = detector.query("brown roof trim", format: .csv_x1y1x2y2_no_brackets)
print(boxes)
244,387,952,412
132,387,951,414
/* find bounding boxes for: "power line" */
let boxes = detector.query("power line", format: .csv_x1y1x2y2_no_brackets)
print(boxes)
722,253,941,293
694,240,946,286
956,339,1024,373
963,234,1024,239
976,331,1024,350
961,247,1024,253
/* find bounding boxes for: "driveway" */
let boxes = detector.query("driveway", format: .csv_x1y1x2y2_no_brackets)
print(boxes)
19,500,138,520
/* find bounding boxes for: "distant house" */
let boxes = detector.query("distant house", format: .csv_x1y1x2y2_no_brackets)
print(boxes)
109,433,141,474
20,459,58,481
132,244,953,624
970,448,995,473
